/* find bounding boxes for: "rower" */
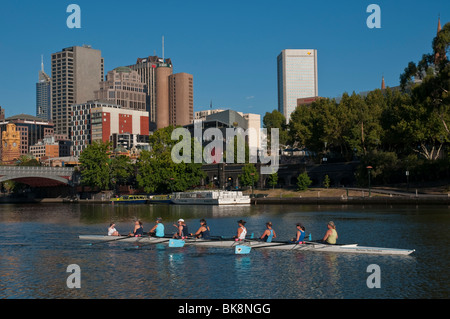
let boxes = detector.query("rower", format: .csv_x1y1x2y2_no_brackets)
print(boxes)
108,223,120,236
129,220,144,237
173,219,189,239
234,220,247,241
322,221,338,244
291,223,305,244
260,221,276,242
190,219,211,239
149,217,165,238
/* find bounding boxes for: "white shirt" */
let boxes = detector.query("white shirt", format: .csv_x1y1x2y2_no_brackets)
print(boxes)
108,227,117,236
238,226,247,240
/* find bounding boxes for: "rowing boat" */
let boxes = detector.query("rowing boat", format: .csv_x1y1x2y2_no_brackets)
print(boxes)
79,235,414,255
183,238,414,255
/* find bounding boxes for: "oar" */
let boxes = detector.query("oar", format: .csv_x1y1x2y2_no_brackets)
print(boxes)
169,238,186,247
235,233,313,254
127,237,172,250
235,241,292,254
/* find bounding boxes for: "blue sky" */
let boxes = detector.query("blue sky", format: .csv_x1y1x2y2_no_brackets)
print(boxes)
0,0,448,119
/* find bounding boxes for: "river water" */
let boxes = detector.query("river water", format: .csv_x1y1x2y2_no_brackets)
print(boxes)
0,203,448,299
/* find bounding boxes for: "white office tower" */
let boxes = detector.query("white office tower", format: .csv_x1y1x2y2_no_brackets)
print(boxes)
277,49,318,122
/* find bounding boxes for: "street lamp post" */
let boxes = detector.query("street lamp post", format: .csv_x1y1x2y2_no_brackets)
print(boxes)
366,166,373,197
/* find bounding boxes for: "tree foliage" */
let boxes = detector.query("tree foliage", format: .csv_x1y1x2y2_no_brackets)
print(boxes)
136,126,205,194
238,164,259,187
296,172,312,191
269,23,450,185
79,141,111,190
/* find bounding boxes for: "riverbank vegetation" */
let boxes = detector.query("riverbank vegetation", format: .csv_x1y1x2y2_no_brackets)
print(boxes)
264,24,450,187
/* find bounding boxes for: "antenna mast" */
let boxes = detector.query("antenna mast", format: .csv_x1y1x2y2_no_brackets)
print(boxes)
162,36,165,61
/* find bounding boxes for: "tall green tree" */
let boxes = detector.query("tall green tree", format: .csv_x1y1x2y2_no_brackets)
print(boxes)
296,172,312,191
110,155,134,187
79,141,111,190
238,164,259,187
397,22,450,160
263,110,289,146
136,126,205,193
267,172,278,189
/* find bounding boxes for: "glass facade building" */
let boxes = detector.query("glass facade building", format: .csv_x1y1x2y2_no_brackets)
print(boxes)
277,49,318,122
36,69,51,121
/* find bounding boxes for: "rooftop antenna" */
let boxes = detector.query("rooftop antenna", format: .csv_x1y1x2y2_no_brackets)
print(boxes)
41,54,44,72
162,35,165,61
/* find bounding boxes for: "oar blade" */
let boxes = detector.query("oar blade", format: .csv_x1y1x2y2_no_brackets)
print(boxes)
235,245,251,254
169,239,185,248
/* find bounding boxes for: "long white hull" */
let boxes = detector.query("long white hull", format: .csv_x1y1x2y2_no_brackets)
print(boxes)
171,190,251,205
171,198,251,205
79,235,170,243
79,235,414,255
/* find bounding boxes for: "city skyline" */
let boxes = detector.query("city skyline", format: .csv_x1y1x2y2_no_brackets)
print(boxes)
0,0,449,119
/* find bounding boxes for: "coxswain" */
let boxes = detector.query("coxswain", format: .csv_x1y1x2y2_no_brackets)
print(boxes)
260,221,276,242
322,221,338,244
190,219,211,239
108,223,120,236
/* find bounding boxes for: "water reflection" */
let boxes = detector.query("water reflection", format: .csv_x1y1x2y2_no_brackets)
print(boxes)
0,203,448,298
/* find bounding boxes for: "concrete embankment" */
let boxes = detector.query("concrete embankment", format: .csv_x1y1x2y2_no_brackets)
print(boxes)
251,196,450,205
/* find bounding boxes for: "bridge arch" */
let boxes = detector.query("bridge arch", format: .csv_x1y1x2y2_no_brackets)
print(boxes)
0,166,74,187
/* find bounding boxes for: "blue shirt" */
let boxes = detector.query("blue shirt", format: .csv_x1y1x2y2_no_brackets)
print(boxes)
297,230,305,243
263,229,274,243
155,224,165,237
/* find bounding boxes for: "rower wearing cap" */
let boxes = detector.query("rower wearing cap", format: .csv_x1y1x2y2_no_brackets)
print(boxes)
291,223,306,244
190,219,211,239
234,220,247,241
149,217,165,238
260,221,276,243
173,219,189,239
322,221,338,244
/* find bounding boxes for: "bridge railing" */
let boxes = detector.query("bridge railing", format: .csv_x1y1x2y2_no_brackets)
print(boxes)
0,166,75,175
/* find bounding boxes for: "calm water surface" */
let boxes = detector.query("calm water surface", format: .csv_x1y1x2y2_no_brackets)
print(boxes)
0,203,448,299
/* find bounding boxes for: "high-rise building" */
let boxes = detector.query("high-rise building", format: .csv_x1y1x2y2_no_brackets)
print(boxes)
51,45,104,135
95,67,146,111
277,49,318,122
71,101,149,157
128,56,193,130
155,64,173,129
128,56,173,128
169,72,194,127
36,56,52,121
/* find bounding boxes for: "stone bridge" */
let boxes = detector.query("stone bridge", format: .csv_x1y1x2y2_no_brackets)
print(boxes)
0,166,77,187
